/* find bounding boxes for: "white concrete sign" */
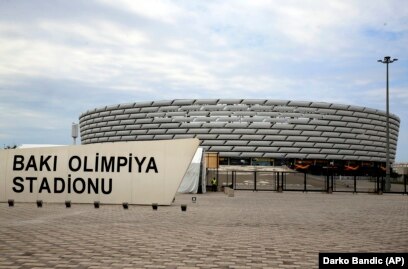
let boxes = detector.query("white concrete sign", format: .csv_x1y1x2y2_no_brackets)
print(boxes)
0,139,199,205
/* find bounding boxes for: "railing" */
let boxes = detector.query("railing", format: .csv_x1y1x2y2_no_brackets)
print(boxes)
206,169,408,194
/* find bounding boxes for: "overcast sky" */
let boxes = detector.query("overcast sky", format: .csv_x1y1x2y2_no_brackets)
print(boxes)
0,0,407,161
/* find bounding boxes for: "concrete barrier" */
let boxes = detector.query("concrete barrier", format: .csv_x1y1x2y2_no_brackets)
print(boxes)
224,187,234,197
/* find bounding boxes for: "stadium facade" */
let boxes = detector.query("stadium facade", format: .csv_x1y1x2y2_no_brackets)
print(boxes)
79,99,400,175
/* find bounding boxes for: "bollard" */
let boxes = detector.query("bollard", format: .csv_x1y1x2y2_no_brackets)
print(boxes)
65,200,71,208
228,188,234,197
122,202,129,209
327,187,333,194
181,204,187,212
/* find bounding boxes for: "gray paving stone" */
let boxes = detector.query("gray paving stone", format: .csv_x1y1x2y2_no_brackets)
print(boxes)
0,192,407,268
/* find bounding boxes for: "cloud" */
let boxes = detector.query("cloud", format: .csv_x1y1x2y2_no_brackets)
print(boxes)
1,0,405,93
0,20,149,81
97,0,183,23
0,0,407,160
38,20,149,47
0,103,65,131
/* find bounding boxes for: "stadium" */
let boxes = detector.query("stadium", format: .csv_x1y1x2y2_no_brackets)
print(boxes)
79,99,402,193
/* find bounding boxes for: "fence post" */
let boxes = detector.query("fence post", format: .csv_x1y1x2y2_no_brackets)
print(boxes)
381,176,385,194
303,173,307,192
377,176,383,195
326,174,332,193
254,171,257,192
277,172,283,192
353,175,357,193
331,174,334,193
226,171,229,189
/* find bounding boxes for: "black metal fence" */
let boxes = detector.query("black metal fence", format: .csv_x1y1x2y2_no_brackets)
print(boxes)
207,169,408,194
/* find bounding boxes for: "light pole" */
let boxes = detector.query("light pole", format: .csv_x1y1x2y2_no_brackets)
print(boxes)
377,56,397,192
72,122,79,145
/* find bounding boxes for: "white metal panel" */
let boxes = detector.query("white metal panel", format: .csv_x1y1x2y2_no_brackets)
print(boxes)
327,138,345,143
300,148,321,153
218,134,241,140
210,146,233,151
285,153,307,159
287,136,308,141
194,99,218,105
241,135,264,140
233,146,256,152
225,140,248,146
147,129,166,135
209,128,233,134
256,147,279,152
201,140,226,146
263,153,286,158
308,137,328,142
248,141,271,146
203,122,226,128
196,134,218,140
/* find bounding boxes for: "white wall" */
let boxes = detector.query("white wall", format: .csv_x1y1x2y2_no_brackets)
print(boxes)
0,139,199,205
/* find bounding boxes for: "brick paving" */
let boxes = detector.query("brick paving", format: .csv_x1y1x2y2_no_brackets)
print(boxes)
0,191,407,268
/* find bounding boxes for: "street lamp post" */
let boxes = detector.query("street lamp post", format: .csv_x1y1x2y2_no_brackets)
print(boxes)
377,56,398,192
72,122,79,145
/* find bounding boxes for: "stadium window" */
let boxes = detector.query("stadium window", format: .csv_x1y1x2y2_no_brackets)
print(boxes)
219,157,229,165
230,157,250,166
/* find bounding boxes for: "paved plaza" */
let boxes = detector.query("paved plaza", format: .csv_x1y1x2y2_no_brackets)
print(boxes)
0,191,407,268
